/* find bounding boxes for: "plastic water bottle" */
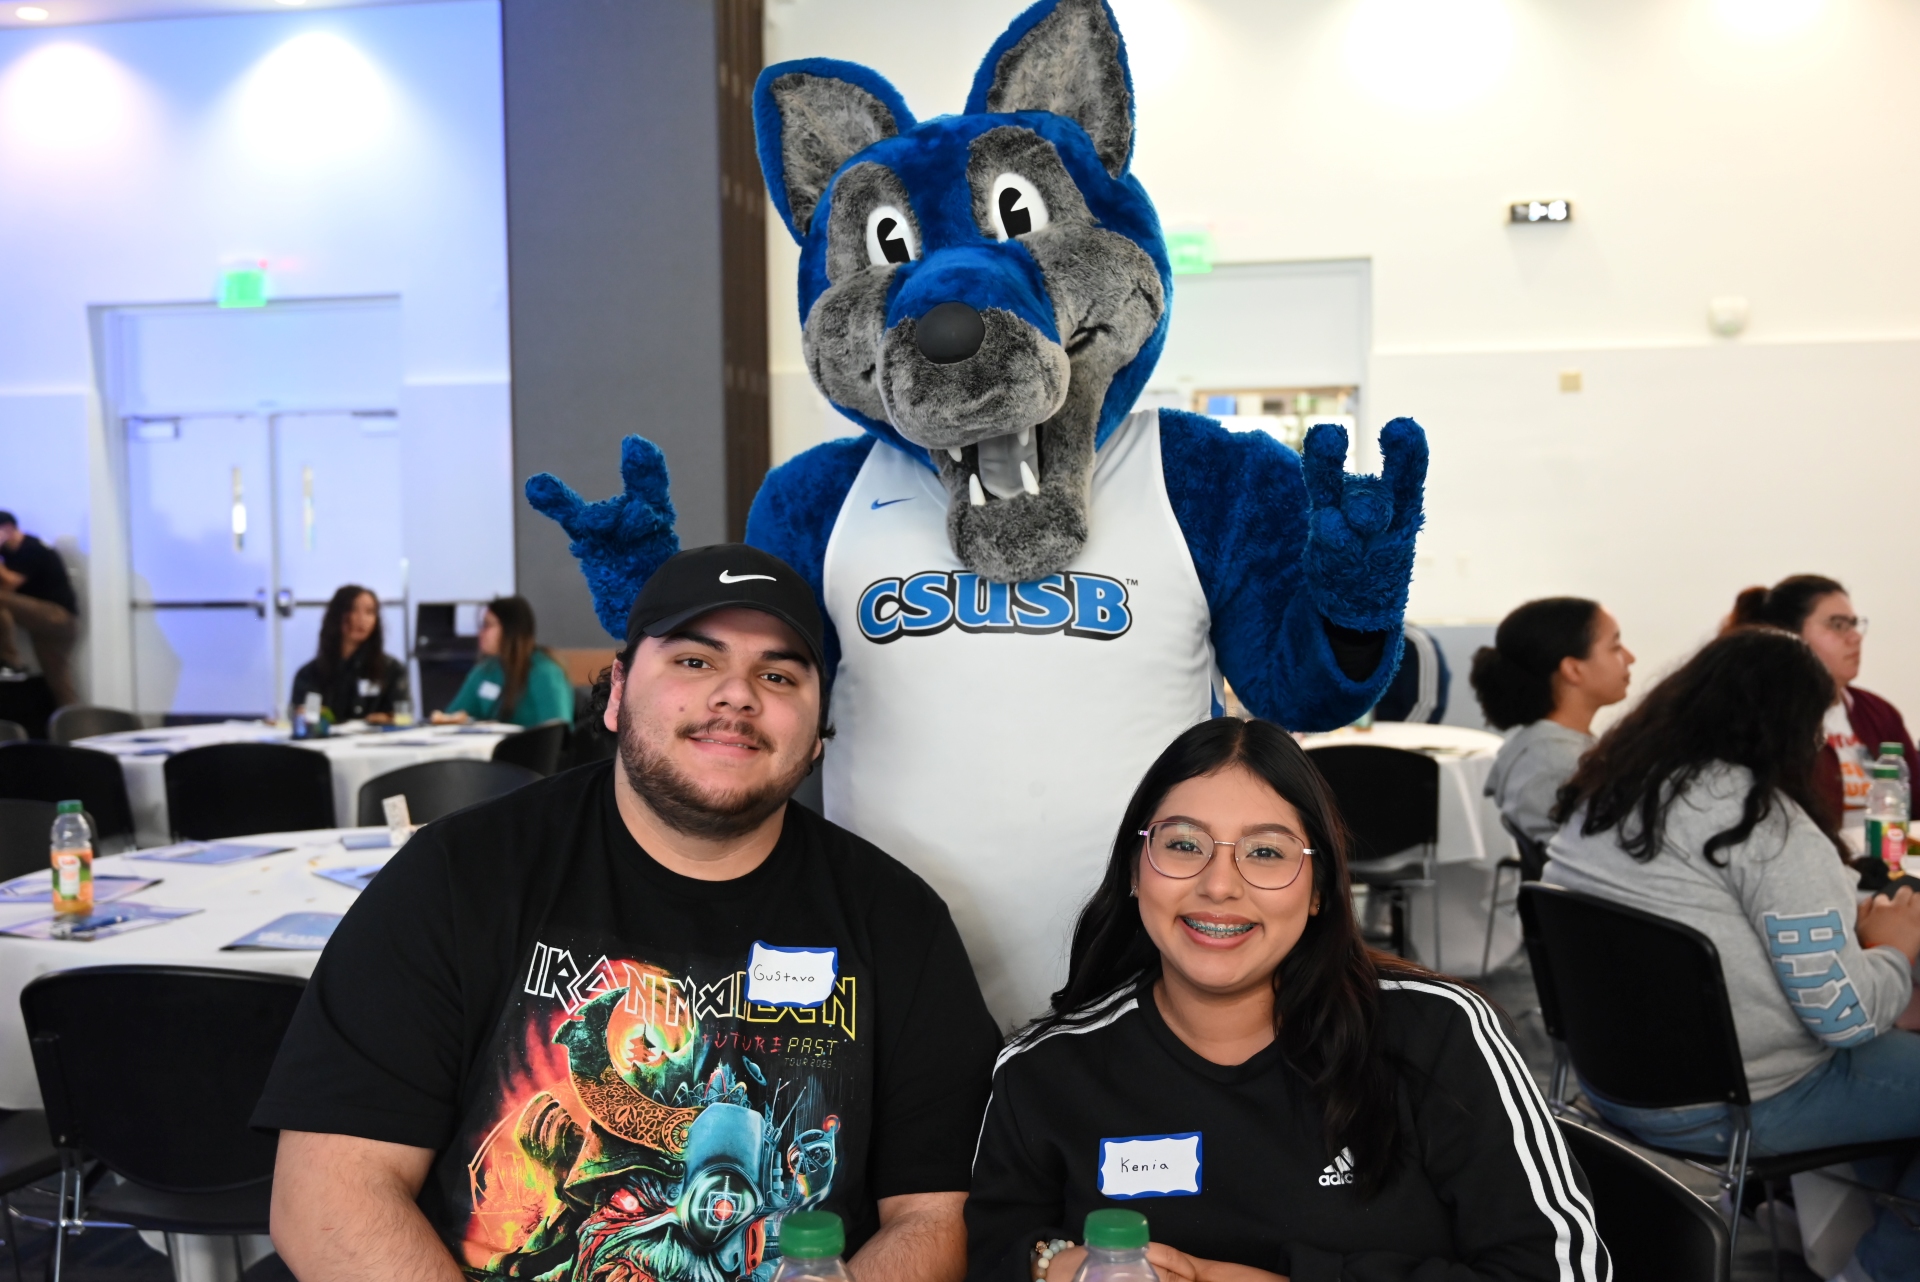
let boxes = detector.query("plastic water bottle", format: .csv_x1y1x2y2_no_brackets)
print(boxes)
1876,744,1910,816
1073,1210,1159,1282
772,1212,852,1282
50,801,94,917
1864,764,1907,873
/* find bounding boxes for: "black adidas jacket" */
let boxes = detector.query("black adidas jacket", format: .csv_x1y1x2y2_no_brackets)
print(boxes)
965,978,1608,1282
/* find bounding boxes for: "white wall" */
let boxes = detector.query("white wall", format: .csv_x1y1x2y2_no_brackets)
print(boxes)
0,0,511,704
764,0,1920,719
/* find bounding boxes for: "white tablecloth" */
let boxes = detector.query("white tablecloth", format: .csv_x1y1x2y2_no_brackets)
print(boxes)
0,827,395,1110
78,722,515,846
1298,722,1519,976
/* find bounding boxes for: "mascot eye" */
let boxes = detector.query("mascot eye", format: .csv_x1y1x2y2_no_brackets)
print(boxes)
989,173,1049,240
865,205,918,266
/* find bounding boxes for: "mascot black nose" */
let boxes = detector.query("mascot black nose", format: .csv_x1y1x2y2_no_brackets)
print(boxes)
915,302,986,364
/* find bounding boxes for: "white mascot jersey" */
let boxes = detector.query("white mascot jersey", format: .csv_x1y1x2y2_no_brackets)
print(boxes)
822,408,1216,1025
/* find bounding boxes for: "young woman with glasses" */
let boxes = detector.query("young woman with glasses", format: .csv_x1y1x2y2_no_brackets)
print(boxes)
1729,575,1916,856
964,718,1605,1282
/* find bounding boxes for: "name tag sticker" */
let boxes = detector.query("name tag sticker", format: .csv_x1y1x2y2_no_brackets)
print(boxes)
1098,1133,1202,1199
478,680,502,701
745,941,838,1008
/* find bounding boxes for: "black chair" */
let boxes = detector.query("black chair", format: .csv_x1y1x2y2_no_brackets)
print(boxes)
491,720,569,777
0,722,24,745
356,758,539,827
1519,883,1912,1260
0,677,53,743
46,706,139,747
20,966,305,1281
1305,744,1441,967
1556,1116,1727,1282
0,744,136,851
1483,815,1550,975
0,798,59,885
163,744,334,840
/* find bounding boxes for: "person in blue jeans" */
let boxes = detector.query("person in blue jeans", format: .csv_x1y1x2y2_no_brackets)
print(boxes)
1544,626,1920,1282
432,595,575,728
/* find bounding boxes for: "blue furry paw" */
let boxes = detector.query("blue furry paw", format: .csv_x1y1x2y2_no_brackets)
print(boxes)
1301,418,1426,632
524,435,681,640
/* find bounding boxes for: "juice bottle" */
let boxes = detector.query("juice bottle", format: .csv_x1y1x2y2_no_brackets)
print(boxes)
50,800,94,917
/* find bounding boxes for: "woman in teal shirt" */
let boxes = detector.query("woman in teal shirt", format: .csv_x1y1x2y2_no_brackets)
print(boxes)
433,596,574,727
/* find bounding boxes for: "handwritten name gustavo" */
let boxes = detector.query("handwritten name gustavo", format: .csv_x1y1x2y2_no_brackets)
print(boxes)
752,964,826,985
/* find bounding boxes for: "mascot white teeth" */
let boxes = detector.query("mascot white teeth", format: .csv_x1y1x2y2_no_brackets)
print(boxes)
528,0,1428,1025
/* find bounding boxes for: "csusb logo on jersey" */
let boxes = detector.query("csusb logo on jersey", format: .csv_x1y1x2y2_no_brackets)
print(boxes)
857,571,1132,644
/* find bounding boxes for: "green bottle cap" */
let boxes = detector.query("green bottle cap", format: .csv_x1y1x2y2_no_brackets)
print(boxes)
1084,1208,1149,1250
780,1211,844,1260
55,801,83,815
1874,765,1899,779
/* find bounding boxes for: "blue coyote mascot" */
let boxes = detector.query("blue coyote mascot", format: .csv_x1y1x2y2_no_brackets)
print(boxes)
530,0,1427,1024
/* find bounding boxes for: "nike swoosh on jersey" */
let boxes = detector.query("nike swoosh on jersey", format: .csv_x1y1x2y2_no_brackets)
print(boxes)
717,571,777,583
870,497,913,509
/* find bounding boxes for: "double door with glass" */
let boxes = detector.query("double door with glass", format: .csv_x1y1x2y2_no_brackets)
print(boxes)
126,411,405,718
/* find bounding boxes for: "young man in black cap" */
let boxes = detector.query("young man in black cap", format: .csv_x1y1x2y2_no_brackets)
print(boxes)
257,545,1000,1282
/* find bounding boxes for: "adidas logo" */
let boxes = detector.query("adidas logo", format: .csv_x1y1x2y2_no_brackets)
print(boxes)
1317,1147,1356,1187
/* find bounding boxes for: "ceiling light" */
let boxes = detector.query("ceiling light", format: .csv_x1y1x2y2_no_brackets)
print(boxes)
16,6,51,20
276,0,308,6
1344,0,1515,111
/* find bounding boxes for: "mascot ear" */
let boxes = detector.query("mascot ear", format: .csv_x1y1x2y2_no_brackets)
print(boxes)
967,0,1135,178
755,58,916,242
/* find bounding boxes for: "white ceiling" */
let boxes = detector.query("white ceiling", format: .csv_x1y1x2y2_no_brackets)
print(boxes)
0,0,459,31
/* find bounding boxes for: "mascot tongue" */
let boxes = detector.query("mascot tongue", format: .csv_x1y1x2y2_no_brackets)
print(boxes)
963,427,1042,503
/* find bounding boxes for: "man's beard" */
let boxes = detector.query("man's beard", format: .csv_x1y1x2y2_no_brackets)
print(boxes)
617,704,813,841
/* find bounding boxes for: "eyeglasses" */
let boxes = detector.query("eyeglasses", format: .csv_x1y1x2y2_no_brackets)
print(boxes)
1819,615,1868,637
1139,820,1313,891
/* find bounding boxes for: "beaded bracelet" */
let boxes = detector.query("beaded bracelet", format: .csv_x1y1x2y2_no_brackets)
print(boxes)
1031,1238,1076,1281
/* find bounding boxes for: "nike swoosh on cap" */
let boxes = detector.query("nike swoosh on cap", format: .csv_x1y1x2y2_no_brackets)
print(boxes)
717,570,777,584
870,497,912,509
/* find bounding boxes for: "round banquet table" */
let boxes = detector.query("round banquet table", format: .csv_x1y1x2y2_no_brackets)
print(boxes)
0,828,394,1279
77,721,517,847
1297,721,1520,976
0,827,393,1111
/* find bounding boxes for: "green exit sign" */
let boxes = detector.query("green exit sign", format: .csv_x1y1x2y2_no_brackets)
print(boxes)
218,268,267,308
1165,229,1214,275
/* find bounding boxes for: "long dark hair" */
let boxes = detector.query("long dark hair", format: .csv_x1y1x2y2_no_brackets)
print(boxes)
1727,574,1845,634
315,585,385,679
486,595,542,717
1468,597,1600,730
1554,628,1838,863
1032,717,1433,1197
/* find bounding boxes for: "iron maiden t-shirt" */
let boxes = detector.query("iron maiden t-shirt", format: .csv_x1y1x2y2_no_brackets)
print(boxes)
255,762,1000,1281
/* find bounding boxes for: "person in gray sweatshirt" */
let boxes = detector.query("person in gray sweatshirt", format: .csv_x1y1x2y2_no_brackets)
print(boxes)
1545,627,1920,1282
1471,598,1634,846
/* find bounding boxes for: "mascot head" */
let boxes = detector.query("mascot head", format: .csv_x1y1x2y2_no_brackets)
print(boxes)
755,0,1171,582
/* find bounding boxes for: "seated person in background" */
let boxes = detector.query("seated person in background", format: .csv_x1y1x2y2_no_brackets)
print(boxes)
258,544,1000,1282
1545,626,1920,1280
0,510,79,708
1729,574,1916,856
1470,597,1633,845
1370,621,1449,723
432,595,574,727
967,717,1605,1282
289,584,406,724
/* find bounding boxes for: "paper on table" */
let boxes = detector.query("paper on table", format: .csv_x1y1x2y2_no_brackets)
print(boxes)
224,912,343,950
0,873,159,904
339,830,393,851
128,841,293,866
315,863,385,892
0,903,201,941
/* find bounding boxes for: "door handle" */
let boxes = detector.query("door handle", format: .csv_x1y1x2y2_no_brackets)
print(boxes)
253,589,268,619
275,588,294,619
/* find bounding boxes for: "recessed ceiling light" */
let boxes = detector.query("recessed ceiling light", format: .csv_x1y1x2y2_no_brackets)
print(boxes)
16,6,52,20
276,0,308,6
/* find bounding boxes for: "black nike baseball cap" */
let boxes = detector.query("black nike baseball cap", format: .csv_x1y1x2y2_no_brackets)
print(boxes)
624,544,826,673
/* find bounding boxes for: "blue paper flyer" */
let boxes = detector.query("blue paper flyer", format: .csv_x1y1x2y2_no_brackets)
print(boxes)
0,873,158,904
129,841,293,866
0,903,201,942
224,912,343,951
315,863,385,892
